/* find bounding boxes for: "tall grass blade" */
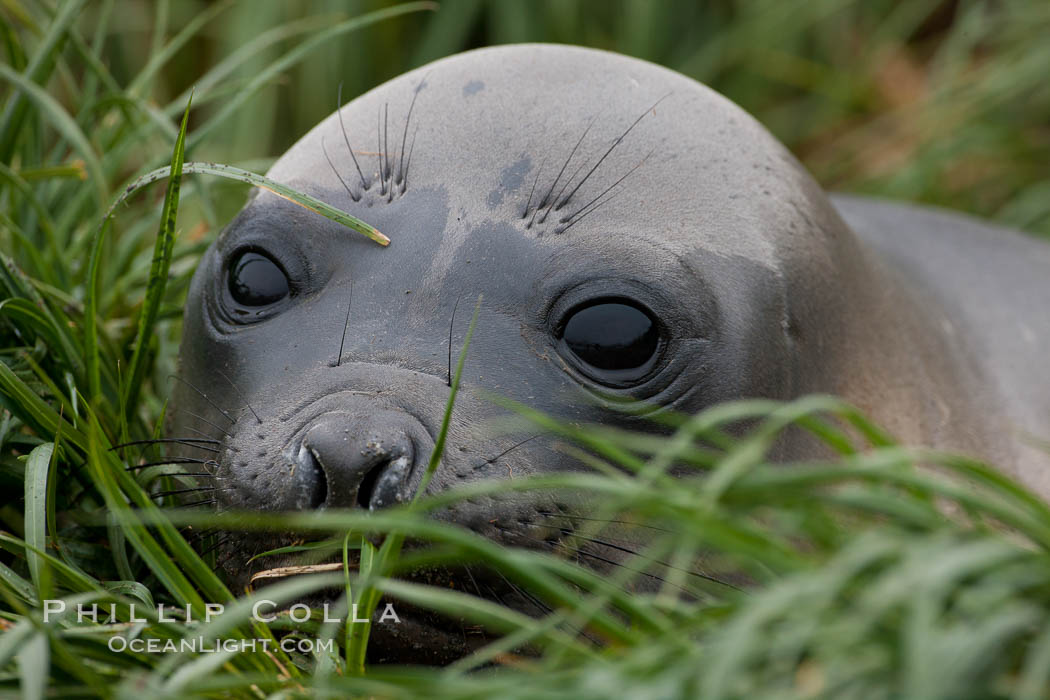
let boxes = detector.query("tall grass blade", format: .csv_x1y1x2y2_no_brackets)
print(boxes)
16,632,47,700
0,0,86,163
22,442,54,592
123,162,389,246
185,2,438,152
122,95,191,419
0,63,106,207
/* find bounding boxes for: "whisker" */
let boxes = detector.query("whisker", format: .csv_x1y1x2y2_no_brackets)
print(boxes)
152,486,217,499
531,511,742,591
404,122,421,192
337,82,369,189
494,570,602,646
551,528,739,590
400,125,418,194
181,420,231,443
126,458,217,472
397,77,424,186
557,150,654,234
336,280,353,368
216,369,262,424
184,527,216,544
199,533,235,558
462,564,486,599
535,510,673,533
471,570,517,610
110,437,220,453
168,407,235,440
538,158,588,225
383,101,390,197
561,150,653,227
528,112,599,229
377,104,385,195
507,526,697,595
555,93,670,210
522,154,547,222
322,135,361,203
564,544,697,595
555,188,623,235
495,570,554,617
171,498,217,509
169,375,236,425
447,297,461,388
478,435,541,468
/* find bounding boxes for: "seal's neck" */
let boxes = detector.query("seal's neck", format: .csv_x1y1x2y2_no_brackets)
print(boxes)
800,222,1009,463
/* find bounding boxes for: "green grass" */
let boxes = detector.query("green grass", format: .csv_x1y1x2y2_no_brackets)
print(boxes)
2,1,1050,698
73,0,1050,236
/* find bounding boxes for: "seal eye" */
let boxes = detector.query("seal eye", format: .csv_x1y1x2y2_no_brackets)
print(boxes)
227,250,290,307
559,300,660,383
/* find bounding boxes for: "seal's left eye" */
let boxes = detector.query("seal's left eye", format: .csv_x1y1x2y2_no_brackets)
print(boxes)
227,250,290,307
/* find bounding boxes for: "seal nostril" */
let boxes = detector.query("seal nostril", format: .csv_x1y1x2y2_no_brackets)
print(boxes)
356,455,413,509
369,454,413,509
311,461,328,509
356,461,386,509
297,443,328,509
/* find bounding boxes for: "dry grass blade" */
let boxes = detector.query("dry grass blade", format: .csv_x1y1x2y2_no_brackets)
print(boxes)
249,563,353,591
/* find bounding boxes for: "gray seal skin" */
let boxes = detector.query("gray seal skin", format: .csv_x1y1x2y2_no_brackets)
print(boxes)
171,44,1050,661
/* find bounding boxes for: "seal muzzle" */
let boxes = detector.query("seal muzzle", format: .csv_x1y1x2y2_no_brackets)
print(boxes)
294,410,419,510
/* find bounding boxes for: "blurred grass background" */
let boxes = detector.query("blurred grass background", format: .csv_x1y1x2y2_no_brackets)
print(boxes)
4,2,1050,695
72,0,1050,235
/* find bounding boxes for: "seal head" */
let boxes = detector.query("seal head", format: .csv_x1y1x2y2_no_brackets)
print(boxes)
172,44,1050,661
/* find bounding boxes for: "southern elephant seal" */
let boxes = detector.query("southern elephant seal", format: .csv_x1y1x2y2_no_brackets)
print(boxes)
170,44,1050,661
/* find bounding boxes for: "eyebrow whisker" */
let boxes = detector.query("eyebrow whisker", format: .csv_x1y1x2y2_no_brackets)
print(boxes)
538,156,589,225
559,150,654,231
522,154,547,223
377,104,386,195
397,77,425,186
337,82,369,190
383,102,391,201
321,136,360,202
447,297,461,388
400,125,418,194
555,92,670,211
528,111,600,229
336,280,353,368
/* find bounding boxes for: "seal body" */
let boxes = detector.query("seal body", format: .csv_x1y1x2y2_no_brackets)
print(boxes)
171,44,1050,660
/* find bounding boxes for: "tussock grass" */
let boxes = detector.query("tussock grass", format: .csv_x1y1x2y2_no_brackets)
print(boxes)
2,2,1049,698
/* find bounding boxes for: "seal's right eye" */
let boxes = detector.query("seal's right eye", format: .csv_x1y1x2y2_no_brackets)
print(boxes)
557,299,661,386
227,250,290,307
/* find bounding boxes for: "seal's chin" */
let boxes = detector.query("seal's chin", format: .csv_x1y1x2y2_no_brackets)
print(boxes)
354,597,507,665
292,587,504,665
242,554,542,665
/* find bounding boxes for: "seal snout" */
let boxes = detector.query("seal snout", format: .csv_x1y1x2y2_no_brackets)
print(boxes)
296,411,419,510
